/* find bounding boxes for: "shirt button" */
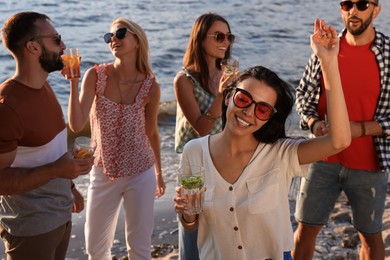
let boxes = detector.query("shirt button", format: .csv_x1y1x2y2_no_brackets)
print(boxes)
230,207,234,212
229,186,233,191
238,245,243,250
234,226,238,231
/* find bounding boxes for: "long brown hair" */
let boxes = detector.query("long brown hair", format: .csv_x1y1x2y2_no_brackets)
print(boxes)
182,13,233,94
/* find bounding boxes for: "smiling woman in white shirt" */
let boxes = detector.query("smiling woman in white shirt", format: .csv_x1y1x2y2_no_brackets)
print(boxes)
174,19,352,260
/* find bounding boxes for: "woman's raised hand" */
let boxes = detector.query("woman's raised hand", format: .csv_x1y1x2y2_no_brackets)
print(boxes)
310,18,339,60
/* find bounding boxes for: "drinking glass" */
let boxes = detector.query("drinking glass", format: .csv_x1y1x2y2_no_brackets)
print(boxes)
221,58,239,80
178,165,205,215
62,48,81,80
73,136,96,159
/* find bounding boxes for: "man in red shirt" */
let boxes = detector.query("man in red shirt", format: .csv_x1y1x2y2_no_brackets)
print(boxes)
293,1,390,259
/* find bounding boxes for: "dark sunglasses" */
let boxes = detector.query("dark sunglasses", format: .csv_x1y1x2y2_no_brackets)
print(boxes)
104,28,133,44
207,33,235,43
340,1,377,11
232,88,277,121
31,34,62,46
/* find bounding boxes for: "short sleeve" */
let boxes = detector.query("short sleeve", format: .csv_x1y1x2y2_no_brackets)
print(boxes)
278,138,309,178
0,104,23,153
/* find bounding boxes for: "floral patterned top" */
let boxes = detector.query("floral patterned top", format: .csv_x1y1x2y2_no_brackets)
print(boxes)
90,64,155,179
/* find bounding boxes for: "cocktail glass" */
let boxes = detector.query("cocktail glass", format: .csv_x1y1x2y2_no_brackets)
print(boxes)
62,48,81,80
73,136,96,159
178,165,205,215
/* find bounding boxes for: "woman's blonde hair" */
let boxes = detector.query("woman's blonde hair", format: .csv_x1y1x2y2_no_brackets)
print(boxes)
112,18,154,76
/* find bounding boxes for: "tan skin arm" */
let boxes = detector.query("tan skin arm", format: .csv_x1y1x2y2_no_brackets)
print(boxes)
173,72,231,137
144,80,166,197
311,119,383,139
68,67,97,133
360,120,383,137
0,149,94,195
298,19,351,164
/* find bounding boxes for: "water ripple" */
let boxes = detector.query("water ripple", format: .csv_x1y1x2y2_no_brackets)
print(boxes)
0,0,389,109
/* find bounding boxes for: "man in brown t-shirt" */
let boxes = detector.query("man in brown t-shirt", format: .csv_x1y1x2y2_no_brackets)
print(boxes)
0,12,94,259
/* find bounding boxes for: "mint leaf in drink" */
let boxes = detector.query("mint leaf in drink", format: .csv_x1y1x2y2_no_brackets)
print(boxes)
180,176,204,189
225,65,235,74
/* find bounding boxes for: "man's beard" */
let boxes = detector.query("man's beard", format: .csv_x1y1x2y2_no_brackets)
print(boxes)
346,13,373,36
39,44,64,73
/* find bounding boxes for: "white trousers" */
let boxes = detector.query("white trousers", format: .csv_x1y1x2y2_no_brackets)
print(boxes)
85,166,156,260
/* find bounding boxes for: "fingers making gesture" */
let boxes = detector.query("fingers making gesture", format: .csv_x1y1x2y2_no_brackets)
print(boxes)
311,18,339,60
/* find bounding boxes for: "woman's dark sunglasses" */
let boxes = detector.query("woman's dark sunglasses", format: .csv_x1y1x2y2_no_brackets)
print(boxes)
232,88,277,121
30,34,62,46
340,1,377,11
207,33,235,43
104,28,133,44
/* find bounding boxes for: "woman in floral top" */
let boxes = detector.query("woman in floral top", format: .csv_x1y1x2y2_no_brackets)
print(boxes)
67,18,165,260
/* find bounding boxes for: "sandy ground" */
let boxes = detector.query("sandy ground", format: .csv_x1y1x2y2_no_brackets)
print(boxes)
1,181,388,259
65,181,180,260
0,181,179,260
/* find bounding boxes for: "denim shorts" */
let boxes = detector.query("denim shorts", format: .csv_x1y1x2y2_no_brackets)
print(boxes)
295,161,388,234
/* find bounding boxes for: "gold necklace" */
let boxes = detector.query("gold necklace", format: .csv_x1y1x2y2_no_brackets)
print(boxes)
117,70,139,104
118,70,139,85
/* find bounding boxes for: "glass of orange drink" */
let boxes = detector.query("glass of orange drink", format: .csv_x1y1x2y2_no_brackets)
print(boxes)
62,48,80,80
73,136,95,159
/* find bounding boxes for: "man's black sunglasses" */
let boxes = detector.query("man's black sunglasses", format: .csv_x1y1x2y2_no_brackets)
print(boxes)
104,28,133,44
30,34,62,46
340,1,378,12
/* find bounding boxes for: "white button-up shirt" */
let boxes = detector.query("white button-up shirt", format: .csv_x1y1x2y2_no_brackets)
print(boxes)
181,136,307,260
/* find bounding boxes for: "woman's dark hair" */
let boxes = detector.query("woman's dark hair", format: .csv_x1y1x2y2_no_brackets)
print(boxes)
182,12,232,94
221,66,294,144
